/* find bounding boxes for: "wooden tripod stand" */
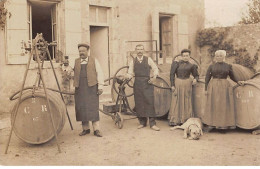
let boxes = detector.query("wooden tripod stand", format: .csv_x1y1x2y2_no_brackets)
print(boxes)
5,33,73,154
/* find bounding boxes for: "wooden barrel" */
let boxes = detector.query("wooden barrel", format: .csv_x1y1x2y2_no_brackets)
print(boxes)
11,90,65,144
153,73,172,117
192,79,206,118
234,73,260,129
231,64,254,81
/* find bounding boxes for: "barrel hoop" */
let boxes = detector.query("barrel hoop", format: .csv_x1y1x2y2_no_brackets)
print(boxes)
250,72,260,79
233,82,260,90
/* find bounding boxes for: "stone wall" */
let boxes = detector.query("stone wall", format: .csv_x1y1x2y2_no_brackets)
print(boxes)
197,23,260,76
0,0,204,113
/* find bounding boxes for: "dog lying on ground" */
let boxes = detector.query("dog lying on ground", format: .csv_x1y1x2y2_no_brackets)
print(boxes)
170,118,203,140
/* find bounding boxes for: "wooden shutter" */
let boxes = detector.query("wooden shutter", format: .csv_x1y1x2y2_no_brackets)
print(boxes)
6,0,30,64
161,17,173,63
51,4,57,60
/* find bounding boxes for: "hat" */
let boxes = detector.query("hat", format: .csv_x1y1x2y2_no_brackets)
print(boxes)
181,49,191,54
78,42,90,49
215,50,226,57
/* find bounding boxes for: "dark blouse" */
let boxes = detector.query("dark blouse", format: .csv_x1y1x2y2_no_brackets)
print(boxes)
170,61,199,87
205,62,237,90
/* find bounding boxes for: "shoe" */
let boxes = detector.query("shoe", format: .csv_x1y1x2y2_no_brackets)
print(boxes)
218,130,226,134
137,125,146,129
203,126,214,133
168,122,176,126
79,129,90,136
94,130,103,137
151,125,160,131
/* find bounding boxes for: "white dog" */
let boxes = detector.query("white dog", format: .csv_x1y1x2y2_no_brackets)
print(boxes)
170,118,203,140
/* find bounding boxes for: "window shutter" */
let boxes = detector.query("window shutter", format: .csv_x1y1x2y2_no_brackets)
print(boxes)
51,4,57,60
178,15,189,51
6,0,30,64
161,17,173,63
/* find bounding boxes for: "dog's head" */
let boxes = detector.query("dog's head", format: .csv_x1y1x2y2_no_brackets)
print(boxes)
188,125,203,140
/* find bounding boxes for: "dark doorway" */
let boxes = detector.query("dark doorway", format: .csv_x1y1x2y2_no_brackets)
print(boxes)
31,2,56,60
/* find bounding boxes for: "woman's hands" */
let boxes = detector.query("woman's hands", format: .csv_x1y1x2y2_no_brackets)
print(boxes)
238,81,245,86
192,79,197,85
171,86,176,92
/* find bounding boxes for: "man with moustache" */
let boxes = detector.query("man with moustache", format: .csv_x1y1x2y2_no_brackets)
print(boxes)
126,44,160,131
74,43,104,137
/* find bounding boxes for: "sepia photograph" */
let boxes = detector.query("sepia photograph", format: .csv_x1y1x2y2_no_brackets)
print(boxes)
0,0,259,166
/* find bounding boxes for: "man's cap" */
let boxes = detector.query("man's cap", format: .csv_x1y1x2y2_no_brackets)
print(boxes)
181,49,191,54
78,42,90,49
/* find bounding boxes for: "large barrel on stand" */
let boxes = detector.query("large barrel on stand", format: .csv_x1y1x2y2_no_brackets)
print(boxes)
234,72,260,129
11,89,65,144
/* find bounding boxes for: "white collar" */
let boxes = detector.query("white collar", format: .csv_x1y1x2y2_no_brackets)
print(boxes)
81,57,89,64
137,56,144,61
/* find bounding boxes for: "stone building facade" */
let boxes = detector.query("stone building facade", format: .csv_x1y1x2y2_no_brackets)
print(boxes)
0,0,205,112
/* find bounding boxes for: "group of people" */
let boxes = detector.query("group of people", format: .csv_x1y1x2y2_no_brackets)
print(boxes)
73,42,243,137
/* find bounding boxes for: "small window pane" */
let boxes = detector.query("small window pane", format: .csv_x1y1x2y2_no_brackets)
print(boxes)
89,6,96,23
98,7,107,23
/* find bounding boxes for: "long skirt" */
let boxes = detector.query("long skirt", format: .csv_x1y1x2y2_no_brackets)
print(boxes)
202,79,236,129
168,78,193,125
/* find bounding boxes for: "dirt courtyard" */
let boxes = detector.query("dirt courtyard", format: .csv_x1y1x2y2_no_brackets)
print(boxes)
0,105,259,166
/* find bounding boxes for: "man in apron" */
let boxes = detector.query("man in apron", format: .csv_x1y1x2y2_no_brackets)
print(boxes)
126,44,160,131
74,43,104,137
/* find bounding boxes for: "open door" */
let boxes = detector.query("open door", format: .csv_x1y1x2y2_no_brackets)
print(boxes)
90,26,110,80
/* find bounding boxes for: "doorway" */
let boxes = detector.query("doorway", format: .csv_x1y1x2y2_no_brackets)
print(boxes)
159,15,173,64
90,26,110,80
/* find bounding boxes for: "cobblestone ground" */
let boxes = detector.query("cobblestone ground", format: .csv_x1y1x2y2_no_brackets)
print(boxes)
0,105,259,166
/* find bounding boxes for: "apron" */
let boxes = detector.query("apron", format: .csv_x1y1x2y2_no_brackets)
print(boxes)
133,56,156,117
74,64,99,122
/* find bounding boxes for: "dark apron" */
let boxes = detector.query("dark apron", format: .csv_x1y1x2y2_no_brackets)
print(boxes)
133,56,156,117
74,64,99,122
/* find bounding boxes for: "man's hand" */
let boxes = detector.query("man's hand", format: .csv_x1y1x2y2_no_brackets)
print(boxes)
171,86,176,92
192,79,197,85
125,74,133,80
97,89,103,95
148,77,157,84
238,81,245,86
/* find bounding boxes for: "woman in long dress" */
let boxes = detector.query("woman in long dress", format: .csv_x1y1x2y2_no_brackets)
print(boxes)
168,49,199,126
202,50,241,131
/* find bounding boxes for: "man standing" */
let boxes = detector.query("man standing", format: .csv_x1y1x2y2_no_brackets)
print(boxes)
127,44,160,131
74,43,104,137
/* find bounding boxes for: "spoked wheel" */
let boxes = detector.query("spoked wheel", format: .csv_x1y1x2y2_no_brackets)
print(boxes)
113,112,124,129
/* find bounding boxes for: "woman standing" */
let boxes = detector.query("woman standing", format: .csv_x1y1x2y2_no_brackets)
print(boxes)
203,50,239,131
168,49,199,126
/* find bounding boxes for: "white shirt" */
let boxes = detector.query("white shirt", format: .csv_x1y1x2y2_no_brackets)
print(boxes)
127,56,159,79
80,57,104,90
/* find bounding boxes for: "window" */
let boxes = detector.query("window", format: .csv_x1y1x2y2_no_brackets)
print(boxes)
30,0,57,60
6,0,60,64
89,5,109,26
159,15,173,63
